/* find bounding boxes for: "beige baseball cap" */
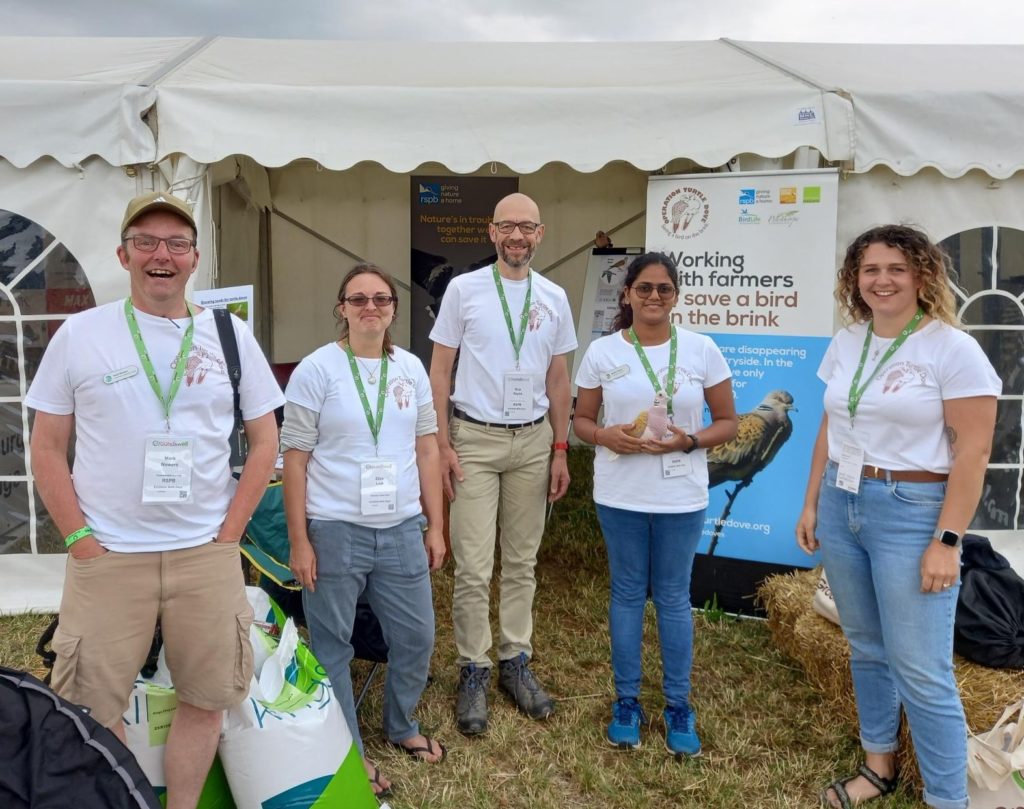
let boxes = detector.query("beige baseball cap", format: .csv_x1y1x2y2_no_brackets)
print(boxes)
121,191,196,233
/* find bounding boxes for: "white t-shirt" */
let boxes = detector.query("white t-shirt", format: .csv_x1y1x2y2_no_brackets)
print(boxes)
575,326,732,513
430,267,577,422
25,300,285,552
285,343,434,527
819,319,1002,472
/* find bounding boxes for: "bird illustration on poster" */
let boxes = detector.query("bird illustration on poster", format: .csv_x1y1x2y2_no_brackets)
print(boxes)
705,390,796,555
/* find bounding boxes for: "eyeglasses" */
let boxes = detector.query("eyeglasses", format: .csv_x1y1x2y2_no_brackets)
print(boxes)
492,221,541,235
631,283,677,299
122,234,196,255
343,294,396,308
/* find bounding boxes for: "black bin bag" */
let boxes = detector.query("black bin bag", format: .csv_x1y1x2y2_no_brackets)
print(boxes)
954,534,1024,670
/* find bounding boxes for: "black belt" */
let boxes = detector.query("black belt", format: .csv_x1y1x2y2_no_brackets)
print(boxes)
453,408,545,430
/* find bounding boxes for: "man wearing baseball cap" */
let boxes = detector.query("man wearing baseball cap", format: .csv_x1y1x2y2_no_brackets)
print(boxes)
26,191,285,809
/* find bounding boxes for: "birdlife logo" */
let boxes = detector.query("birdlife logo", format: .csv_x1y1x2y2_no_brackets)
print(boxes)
418,183,441,204
660,187,710,240
738,209,761,225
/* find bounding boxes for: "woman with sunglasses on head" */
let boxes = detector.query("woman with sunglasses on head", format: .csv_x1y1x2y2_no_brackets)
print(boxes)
281,264,446,800
573,252,737,756
796,226,999,809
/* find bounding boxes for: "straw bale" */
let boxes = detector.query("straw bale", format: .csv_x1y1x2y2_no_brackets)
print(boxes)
759,568,1024,790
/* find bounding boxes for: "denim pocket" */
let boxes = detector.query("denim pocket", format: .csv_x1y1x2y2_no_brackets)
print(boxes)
889,480,946,506
395,519,430,578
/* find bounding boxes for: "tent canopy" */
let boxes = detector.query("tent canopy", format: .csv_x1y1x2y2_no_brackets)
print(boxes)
1,37,1021,178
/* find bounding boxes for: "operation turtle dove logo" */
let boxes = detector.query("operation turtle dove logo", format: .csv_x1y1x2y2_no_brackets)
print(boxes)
660,187,710,240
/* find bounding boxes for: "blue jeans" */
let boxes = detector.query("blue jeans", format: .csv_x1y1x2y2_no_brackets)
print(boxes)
595,504,704,707
303,515,434,755
817,462,966,809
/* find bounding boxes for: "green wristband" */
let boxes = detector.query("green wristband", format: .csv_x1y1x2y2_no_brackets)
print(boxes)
64,526,94,548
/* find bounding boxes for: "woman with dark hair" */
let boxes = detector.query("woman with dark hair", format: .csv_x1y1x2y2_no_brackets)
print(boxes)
796,226,1000,809
281,264,446,799
572,252,737,755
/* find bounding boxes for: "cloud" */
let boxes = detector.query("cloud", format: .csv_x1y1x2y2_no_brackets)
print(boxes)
1,0,1021,42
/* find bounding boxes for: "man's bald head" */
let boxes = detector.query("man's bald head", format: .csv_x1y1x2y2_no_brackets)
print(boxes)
493,193,541,223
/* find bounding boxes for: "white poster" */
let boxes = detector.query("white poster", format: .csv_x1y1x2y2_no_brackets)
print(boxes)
192,284,255,331
646,170,839,573
572,248,643,384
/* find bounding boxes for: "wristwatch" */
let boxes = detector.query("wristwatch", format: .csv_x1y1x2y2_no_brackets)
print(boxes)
683,434,699,454
934,529,962,549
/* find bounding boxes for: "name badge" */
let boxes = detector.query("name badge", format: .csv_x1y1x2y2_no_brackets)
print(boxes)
662,452,693,479
360,459,398,516
502,372,533,421
142,435,194,503
836,441,865,494
103,366,138,385
601,364,630,383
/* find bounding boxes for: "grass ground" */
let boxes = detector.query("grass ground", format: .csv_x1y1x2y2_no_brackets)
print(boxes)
0,449,927,808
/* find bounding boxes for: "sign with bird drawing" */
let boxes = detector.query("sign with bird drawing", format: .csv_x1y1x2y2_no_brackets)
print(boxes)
645,170,839,608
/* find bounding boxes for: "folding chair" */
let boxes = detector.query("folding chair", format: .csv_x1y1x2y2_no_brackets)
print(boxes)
241,482,388,710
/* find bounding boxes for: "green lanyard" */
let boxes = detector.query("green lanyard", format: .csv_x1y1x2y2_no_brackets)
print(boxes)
492,264,532,368
124,297,194,431
344,342,389,450
628,326,677,418
847,307,924,423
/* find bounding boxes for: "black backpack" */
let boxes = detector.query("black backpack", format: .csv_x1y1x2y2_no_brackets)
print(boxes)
0,665,161,809
954,535,1024,670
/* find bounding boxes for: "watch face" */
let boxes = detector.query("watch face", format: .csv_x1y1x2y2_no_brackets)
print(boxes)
939,530,960,547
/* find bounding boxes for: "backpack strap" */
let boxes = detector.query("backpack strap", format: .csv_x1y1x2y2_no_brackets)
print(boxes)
213,308,242,419
213,308,247,466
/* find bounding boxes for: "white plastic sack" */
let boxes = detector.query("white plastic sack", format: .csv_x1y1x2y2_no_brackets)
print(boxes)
219,610,376,808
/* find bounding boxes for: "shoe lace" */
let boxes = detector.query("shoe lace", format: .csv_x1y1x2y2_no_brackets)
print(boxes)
613,698,641,724
511,658,544,695
461,665,488,693
664,704,692,733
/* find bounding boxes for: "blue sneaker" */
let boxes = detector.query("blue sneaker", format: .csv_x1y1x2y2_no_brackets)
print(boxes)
663,703,701,758
607,698,647,749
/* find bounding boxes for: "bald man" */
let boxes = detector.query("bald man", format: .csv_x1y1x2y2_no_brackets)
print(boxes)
429,193,577,735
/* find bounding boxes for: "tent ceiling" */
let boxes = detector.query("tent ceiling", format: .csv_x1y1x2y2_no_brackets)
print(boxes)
152,39,851,173
0,37,194,169
2,37,1020,179
743,42,1024,180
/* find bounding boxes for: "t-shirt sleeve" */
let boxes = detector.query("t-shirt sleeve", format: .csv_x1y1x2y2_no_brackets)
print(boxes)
574,342,602,390
817,334,840,383
702,337,732,387
235,317,286,419
428,277,464,348
24,319,74,415
284,354,328,415
938,333,1003,399
552,291,579,355
411,355,433,408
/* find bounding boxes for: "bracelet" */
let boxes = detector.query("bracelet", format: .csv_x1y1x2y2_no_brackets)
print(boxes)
552,441,569,452
683,434,699,454
64,526,94,548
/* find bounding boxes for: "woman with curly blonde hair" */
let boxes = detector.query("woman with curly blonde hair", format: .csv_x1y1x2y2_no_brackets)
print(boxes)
797,225,1000,809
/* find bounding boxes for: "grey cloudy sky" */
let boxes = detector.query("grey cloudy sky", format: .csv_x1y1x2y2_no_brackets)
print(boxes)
1,0,1022,42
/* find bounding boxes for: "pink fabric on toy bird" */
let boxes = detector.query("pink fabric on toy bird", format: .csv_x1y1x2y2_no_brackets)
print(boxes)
607,392,671,460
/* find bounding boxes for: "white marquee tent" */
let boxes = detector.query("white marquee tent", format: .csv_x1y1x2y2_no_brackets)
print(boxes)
1,37,1022,611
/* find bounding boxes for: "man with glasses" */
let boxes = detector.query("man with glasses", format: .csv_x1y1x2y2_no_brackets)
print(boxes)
26,191,284,809
430,192,577,735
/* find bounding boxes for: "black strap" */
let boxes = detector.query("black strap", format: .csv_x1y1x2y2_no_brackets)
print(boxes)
213,308,242,420
213,308,247,466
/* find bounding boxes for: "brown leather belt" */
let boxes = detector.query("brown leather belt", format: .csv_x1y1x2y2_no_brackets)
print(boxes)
862,465,948,483
453,408,545,430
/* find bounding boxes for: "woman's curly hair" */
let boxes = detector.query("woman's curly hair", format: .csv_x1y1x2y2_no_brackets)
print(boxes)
836,225,960,326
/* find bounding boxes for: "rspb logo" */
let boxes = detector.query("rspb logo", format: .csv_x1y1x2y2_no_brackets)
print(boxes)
738,189,755,205
418,183,441,204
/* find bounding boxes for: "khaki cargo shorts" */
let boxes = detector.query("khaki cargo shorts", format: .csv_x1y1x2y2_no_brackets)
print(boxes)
50,540,253,728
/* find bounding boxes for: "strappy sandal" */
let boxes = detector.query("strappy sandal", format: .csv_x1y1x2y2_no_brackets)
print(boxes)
368,763,393,799
387,735,447,764
820,763,898,808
